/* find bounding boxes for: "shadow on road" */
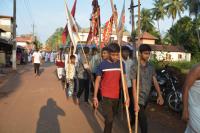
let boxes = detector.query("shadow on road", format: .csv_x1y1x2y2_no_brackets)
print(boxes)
0,72,21,99
79,103,102,133
36,98,65,133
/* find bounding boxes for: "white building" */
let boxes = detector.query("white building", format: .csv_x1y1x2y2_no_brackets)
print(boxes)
78,27,131,44
137,32,191,62
0,16,12,39
16,35,35,52
0,16,13,66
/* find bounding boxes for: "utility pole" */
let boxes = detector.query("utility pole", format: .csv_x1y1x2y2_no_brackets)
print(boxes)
129,0,139,61
12,0,17,70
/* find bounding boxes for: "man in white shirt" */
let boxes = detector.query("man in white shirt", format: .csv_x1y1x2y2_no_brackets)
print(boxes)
32,49,42,77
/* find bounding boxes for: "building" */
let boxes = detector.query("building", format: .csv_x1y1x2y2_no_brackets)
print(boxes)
137,32,191,62
78,27,131,44
16,35,35,52
0,16,13,66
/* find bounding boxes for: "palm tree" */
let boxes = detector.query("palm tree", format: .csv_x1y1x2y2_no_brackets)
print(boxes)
184,0,200,47
139,8,155,32
184,0,200,18
152,0,167,35
166,0,186,25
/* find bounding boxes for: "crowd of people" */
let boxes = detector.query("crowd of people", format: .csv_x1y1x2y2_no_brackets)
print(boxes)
54,43,164,133
31,42,200,133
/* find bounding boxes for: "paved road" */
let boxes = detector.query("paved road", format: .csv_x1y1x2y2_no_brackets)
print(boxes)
0,64,104,133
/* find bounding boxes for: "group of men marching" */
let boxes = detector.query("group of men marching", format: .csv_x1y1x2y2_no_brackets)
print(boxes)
55,43,164,133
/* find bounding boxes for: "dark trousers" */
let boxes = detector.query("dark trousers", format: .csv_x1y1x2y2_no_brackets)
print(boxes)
102,97,119,133
77,79,89,102
128,87,134,126
34,63,40,75
132,104,148,133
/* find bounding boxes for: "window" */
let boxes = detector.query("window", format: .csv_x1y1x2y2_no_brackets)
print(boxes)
110,37,114,41
166,53,171,61
178,54,182,59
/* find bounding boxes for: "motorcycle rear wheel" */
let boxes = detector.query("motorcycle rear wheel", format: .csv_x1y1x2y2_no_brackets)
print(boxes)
167,91,182,112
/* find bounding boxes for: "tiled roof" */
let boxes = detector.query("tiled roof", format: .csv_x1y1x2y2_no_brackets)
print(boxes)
138,32,158,40
150,45,185,52
16,37,33,43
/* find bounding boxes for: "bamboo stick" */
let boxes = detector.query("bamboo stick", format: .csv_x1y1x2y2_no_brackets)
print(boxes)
110,0,132,132
135,0,141,132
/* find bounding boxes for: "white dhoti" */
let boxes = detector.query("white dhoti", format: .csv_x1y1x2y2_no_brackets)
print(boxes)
57,67,64,80
185,80,200,133
50,53,54,63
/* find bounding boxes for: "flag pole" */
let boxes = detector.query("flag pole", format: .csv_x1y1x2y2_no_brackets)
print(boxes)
110,0,132,132
135,0,141,132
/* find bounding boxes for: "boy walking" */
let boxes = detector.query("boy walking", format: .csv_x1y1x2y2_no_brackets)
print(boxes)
76,47,91,104
93,43,129,133
66,55,76,98
130,44,164,133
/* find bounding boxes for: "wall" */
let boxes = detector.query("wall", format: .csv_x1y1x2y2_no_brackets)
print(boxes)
0,18,12,39
151,51,191,62
78,32,130,43
141,39,155,45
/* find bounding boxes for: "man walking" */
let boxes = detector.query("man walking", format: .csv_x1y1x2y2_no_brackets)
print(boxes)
32,48,42,77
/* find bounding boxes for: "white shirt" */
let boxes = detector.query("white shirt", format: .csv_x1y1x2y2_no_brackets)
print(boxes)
32,52,42,64
66,63,75,79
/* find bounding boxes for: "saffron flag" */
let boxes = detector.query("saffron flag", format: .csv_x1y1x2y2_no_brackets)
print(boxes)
65,1,80,53
62,0,77,45
117,0,125,45
102,15,113,46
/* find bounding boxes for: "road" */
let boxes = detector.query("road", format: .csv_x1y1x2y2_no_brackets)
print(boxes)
0,63,104,133
0,63,186,133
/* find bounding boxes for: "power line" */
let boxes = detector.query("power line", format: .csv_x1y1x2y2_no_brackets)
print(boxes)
23,0,35,24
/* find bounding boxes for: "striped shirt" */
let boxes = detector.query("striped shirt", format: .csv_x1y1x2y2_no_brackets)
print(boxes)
96,60,126,99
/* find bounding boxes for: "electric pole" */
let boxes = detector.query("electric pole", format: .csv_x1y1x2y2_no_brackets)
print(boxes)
129,0,139,61
12,0,17,70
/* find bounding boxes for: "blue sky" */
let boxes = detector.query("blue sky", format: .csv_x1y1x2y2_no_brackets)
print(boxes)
0,0,188,43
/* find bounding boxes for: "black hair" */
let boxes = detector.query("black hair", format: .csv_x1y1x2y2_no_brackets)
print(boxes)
83,46,90,54
122,46,130,52
102,47,109,52
92,47,98,52
70,55,76,60
139,44,152,53
108,43,120,53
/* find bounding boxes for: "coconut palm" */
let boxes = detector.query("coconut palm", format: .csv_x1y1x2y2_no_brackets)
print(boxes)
184,0,200,47
140,8,155,32
152,0,167,35
166,0,186,25
184,0,200,18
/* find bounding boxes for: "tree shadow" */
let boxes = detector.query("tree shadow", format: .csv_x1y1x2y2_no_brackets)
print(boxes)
36,98,65,133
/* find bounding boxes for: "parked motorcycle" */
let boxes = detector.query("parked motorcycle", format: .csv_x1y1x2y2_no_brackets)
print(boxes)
150,67,182,112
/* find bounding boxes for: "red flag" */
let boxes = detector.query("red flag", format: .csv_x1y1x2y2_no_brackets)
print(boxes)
102,15,113,47
86,0,101,45
62,0,77,45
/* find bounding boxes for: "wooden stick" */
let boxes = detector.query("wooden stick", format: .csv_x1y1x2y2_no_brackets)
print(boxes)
110,0,132,132
135,0,141,133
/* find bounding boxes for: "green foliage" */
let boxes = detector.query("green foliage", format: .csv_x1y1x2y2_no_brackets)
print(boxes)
139,8,155,33
184,0,200,17
166,0,186,23
164,16,200,59
46,27,64,50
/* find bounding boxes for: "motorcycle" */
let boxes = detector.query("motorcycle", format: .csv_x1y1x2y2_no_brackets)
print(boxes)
150,67,182,112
